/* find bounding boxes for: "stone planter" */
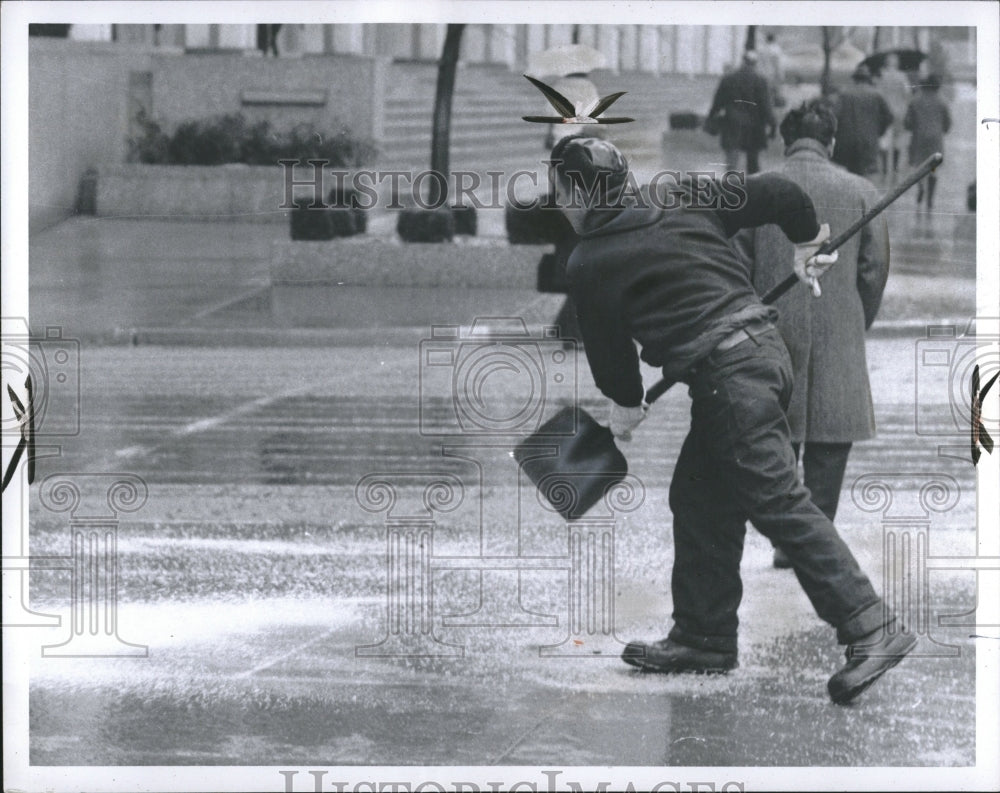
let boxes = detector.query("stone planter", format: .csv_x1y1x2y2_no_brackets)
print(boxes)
94,163,296,222
271,239,546,287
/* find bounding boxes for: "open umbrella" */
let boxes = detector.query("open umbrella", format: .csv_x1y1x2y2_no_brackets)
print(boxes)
860,48,927,76
527,44,607,78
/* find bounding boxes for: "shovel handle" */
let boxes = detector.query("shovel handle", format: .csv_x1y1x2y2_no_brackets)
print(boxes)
644,152,943,406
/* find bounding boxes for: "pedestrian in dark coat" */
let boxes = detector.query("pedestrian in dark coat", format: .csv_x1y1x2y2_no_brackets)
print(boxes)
831,65,894,177
705,50,775,174
733,98,890,567
904,73,951,210
544,134,914,704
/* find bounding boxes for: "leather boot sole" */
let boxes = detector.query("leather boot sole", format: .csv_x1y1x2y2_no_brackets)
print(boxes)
828,631,917,705
622,640,737,674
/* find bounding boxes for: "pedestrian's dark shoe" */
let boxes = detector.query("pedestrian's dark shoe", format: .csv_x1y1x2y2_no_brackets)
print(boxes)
827,628,916,705
621,638,737,674
772,547,793,569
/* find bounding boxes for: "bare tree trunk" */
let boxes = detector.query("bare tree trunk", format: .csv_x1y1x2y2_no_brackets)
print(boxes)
821,27,833,94
429,24,465,207
820,26,847,95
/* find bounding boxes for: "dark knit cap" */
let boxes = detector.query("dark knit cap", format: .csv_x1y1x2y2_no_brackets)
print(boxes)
549,135,630,206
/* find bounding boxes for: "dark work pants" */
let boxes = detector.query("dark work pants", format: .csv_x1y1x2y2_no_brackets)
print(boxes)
792,441,853,522
666,328,885,654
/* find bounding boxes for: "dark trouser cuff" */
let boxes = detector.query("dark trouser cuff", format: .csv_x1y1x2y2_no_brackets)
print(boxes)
668,626,739,655
836,600,890,645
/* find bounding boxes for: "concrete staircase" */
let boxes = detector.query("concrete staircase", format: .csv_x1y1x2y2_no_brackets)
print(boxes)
374,63,756,194
379,63,546,173
377,63,726,176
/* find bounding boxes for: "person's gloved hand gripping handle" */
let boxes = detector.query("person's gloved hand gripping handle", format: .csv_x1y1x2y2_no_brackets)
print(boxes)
793,222,839,297
607,400,649,442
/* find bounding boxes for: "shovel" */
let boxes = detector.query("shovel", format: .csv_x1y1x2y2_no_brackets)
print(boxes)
514,153,944,520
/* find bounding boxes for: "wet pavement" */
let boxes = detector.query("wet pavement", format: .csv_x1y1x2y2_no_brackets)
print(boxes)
12,100,989,777
17,334,981,768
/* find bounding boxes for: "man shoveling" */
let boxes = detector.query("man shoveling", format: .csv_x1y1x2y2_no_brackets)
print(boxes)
546,134,915,704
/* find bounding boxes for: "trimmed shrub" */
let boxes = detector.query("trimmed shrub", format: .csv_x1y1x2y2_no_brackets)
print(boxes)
168,115,244,165
128,111,375,168
328,186,367,235
451,205,478,236
290,186,369,241
128,109,171,165
290,199,336,241
397,208,455,243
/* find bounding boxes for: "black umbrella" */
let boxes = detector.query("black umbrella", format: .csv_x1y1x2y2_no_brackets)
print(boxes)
860,48,926,76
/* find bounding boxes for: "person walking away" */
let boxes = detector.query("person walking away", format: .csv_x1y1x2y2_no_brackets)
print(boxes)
877,54,912,182
256,24,282,57
904,73,951,211
546,134,915,704
759,33,787,109
832,65,893,177
733,99,890,569
705,50,775,174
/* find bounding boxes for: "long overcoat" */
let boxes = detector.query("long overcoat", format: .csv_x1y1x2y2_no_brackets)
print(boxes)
831,83,894,175
732,138,890,442
707,65,774,152
904,91,951,165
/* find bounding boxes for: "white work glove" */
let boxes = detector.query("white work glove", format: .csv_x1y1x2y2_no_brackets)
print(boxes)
793,222,839,298
608,400,649,442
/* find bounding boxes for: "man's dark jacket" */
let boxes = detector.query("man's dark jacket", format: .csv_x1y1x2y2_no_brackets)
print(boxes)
831,83,894,176
706,65,775,151
566,175,820,407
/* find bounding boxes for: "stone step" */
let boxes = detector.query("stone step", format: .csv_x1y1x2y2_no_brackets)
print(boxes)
381,120,538,137
377,68,702,168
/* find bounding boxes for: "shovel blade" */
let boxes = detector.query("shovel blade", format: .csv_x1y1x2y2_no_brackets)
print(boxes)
513,405,628,520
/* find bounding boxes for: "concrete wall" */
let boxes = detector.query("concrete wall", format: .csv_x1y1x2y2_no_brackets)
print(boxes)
29,39,149,231
29,38,385,231
271,239,545,287
94,164,291,222
147,52,387,141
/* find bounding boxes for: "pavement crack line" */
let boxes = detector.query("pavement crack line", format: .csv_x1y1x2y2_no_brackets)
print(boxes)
113,382,315,462
235,625,343,679
489,692,574,765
